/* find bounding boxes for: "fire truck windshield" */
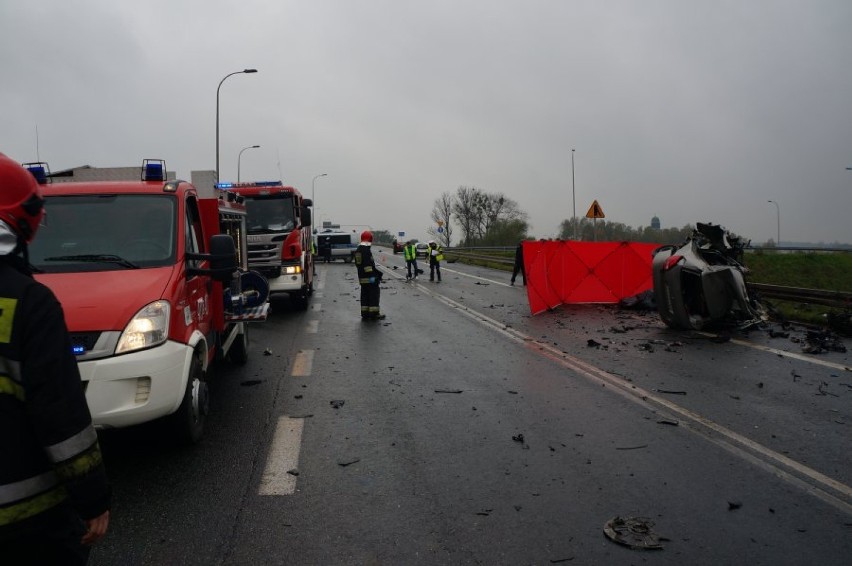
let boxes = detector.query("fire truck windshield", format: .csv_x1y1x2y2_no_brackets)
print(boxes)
244,196,296,234
29,194,177,272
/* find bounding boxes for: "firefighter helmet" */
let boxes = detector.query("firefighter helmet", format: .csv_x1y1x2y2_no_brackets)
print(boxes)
360,230,373,242
0,153,44,243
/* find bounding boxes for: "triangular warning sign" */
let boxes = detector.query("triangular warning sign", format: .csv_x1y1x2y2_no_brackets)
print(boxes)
585,200,605,219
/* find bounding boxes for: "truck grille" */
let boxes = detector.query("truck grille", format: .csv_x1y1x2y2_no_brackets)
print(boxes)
247,242,283,266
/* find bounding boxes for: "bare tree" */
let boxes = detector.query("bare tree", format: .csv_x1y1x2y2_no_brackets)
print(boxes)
452,186,483,245
474,193,526,239
428,191,454,247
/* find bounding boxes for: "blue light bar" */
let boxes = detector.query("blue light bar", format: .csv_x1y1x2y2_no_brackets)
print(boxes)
22,162,50,184
215,181,282,189
142,159,166,181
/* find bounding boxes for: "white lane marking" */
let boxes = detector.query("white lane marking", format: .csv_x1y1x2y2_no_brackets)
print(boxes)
306,320,319,334
311,302,322,312
317,277,326,291
696,331,851,372
416,284,852,514
258,417,304,495
291,350,314,377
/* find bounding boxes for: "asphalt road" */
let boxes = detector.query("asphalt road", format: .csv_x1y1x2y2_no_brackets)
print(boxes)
91,249,852,565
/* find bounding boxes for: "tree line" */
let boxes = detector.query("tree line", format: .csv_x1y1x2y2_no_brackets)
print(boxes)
374,186,699,248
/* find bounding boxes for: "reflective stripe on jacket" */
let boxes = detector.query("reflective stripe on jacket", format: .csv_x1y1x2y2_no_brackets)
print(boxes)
0,255,110,532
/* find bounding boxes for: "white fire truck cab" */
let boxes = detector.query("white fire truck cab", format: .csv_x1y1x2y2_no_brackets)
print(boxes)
26,160,269,443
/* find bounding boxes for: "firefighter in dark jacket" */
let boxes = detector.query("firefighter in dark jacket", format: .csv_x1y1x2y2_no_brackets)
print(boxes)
0,153,111,565
354,230,385,319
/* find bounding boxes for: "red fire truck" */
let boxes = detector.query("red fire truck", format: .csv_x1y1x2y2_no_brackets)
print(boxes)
26,160,269,443
218,181,314,309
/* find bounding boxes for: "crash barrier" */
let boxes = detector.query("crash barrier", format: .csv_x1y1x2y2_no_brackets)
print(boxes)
523,241,661,315
748,283,852,309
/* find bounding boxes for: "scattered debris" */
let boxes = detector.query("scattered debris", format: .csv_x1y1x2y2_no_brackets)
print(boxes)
615,444,648,450
330,400,345,409
728,501,742,511
603,516,664,550
587,339,603,348
474,281,490,286
618,290,656,311
435,389,463,394
512,433,525,443
337,457,360,467
657,419,679,426
654,389,687,395
817,382,839,397
475,509,492,516
286,469,299,476
803,329,847,354
263,348,273,356
768,328,789,339
240,380,262,387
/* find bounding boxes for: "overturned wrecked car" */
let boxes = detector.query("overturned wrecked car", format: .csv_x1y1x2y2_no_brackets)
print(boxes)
652,223,765,330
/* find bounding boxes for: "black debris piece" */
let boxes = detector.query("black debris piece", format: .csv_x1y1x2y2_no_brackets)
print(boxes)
655,389,687,395
728,501,742,510
657,419,679,426
587,339,603,348
263,348,273,356
330,400,345,409
286,469,299,476
603,516,664,550
337,457,360,467
512,433,525,443
435,389,463,394
768,328,789,339
618,290,656,311
615,444,648,450
240,380,263,387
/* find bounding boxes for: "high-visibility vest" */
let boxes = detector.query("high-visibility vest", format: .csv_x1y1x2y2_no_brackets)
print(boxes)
403,244,416,261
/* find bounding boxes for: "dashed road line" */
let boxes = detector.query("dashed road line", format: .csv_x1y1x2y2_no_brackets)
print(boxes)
291,350,314,377
306,320,319,334
258,417,304,496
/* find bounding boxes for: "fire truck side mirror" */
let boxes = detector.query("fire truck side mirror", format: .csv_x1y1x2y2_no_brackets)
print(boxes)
186,234,238,283
301,206,312,227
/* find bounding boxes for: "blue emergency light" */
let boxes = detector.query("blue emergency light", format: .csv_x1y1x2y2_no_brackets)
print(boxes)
22,162,50,184
142,159,166,181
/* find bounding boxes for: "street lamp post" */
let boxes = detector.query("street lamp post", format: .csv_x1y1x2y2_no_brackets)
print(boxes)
237,145,260,182
767,200,780,246
312,173,327,231
216,68,257,182
571,148,577,240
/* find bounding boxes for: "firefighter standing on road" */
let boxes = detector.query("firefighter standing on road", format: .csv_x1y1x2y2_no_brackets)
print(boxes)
0,154,111,565
428,240,443,282
403,240,419,280
354,230,385,319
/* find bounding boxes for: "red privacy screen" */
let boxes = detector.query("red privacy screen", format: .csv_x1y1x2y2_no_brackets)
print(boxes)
523,240,660,315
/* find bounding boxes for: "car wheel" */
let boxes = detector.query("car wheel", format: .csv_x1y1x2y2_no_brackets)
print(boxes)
171,352,207,444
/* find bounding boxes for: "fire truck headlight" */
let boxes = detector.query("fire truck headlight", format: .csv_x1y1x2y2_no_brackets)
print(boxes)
284,266,301,275
116,300,170,354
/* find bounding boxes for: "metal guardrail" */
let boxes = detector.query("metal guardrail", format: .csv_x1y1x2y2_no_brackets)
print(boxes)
748,283,852,309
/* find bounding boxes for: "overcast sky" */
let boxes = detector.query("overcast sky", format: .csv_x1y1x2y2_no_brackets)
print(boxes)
2,0,851,244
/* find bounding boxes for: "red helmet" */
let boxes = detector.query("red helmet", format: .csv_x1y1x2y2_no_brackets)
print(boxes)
360,230,373,242
0,153,44,243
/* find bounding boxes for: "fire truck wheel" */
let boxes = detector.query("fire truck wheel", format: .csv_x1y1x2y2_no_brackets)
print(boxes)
291,290,309,311
172,353,208,444
228,324,249,365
